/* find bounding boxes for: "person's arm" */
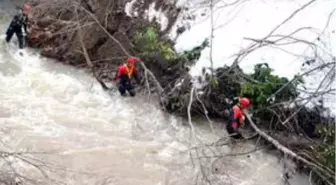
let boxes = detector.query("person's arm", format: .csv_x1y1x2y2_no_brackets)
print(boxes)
23,16,28,34
240,108,250,126
231,107,241,129
239,115,245,127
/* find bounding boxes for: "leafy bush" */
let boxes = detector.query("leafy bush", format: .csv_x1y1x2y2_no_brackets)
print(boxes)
240,63,303,109
315,124,335,170
177,39,209,66
134,25,177,61
134,25,208,65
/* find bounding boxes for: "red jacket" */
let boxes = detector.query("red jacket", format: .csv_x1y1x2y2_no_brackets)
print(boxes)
113,64,137,81
230,105,245,129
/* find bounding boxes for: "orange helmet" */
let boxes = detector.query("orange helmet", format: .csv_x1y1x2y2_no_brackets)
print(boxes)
23,4,32,12
126,57,139,65
239,97,251,108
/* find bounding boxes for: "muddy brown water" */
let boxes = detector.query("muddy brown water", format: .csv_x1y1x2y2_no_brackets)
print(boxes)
0,1,311,184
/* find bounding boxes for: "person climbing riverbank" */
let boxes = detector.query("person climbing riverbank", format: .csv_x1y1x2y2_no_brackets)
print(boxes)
5,3,32,50
226,97,251,139
113,57,141,97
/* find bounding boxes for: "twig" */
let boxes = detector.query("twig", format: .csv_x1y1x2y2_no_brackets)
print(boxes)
76,3,164,96
187,87,196,140
245,114,335,184
209,0,214,78
75,6,109,90
195,89,214,132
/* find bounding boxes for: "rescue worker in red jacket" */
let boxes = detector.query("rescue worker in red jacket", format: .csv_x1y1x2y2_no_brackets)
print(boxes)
226,97,251,139
113,57,140,96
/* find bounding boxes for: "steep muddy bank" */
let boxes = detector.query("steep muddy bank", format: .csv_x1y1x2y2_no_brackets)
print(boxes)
26,0,189,90
0,3,315,184
23,0,335,184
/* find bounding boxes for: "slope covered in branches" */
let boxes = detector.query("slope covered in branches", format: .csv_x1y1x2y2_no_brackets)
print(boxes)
25,0,335,184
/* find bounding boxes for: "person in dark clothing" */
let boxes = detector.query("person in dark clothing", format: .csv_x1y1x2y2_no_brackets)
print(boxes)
5,4,32,49
226,97,251,139
113,57,141,96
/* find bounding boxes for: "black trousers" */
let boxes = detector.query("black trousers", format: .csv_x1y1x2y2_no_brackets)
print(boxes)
118,77,135,97
6,26,24,49
226,122,243,139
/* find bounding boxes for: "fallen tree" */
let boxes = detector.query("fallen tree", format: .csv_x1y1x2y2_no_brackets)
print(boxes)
24,0,335,185
246,114,335,185
26,0,207,102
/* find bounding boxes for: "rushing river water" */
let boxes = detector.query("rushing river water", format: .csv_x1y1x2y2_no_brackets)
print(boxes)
0,1,313,185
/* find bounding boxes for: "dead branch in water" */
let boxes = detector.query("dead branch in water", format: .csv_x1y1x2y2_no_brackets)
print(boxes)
30,0,166,97
245,114,335,185
0,150,61,185
74,6,110,90
26,0,335,184
182,1,335,185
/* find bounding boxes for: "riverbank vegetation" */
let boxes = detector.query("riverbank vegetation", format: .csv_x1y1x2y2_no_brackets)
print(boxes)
14,0,336,184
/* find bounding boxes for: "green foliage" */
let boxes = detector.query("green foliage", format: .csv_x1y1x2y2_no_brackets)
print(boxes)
209,76,219,88
134,25,176,61
316,144,335,173
203,68,219,88
314,124,335,172
177,39,209,66
134,25,208,65
240,63,302,109
316,124,335,145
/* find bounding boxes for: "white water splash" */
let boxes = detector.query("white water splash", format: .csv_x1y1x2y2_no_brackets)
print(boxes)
0,1,315,184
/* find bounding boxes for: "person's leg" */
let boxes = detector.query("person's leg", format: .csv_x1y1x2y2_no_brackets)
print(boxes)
226,123,242,139
233,130,243,139
128,89,136,97
118,82,127,96
5,27,15,43
126,81,136,97
15,29,24,49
